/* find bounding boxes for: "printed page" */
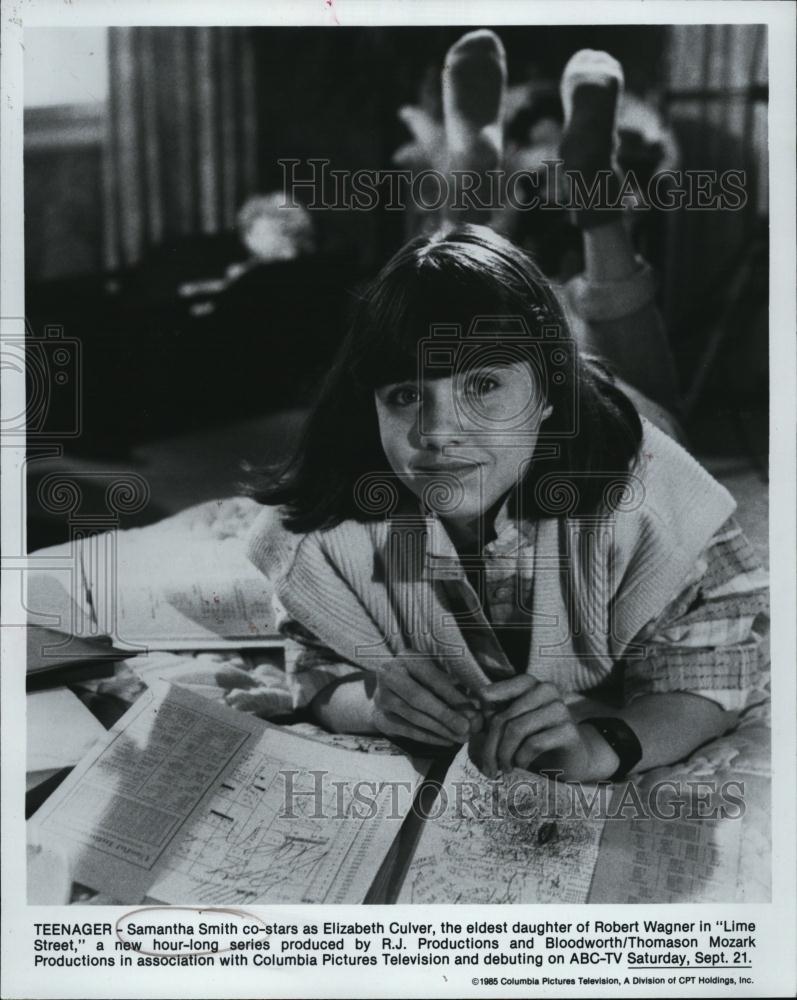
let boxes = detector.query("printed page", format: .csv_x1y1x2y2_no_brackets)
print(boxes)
76,531,279,649
587,770,772,903
588,812,749,903
400,749,770,906
29,683,424,904
397,746,605,904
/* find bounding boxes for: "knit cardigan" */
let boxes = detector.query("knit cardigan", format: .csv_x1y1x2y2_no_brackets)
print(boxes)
246,420,737,698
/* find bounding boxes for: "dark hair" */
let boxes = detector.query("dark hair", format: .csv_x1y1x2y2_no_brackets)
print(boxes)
252,224,642,532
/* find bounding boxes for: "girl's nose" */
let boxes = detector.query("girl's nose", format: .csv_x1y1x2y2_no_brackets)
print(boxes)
420,387,465,443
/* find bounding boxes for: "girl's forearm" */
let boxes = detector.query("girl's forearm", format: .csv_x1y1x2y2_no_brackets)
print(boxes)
309,675,378,734
582,691,734,774
530,692,733,782
313,680,733,779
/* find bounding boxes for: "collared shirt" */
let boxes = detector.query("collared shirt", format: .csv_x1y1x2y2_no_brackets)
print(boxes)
276,503,769,714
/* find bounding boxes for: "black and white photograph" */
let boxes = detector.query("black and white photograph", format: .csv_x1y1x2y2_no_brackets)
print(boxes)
1,1,795,998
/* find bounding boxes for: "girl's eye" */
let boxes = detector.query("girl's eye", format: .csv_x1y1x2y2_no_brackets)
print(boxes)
465,374,501,398
387,385,420,407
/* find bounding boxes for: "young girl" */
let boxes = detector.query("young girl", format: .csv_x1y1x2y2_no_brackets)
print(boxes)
247,41,768,784
247,221,768,784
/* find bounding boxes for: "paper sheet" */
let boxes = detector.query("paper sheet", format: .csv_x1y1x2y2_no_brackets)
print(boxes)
87,532,279,647
399,747,767,905
398,747,605,904
30,684,424,904
587,779,771,903
28,531,281,651
26,687,107,773
587,813,747,903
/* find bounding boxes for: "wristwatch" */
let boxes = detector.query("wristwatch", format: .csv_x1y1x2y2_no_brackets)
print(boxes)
582,717,643,781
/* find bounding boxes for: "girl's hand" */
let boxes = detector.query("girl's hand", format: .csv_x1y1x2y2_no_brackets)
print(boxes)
371,657,484,747
473,675,618,781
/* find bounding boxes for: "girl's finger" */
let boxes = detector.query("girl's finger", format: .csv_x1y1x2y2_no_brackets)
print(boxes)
384,688,469,743
376,709,458,747
493,686,566,728
495,703,570,772
514,723,577,769
381,669,470,740
460,707,485,735
479,674,539,705
481,695,569,776
405,658,474,711
479,708,507,779
394,660,468,734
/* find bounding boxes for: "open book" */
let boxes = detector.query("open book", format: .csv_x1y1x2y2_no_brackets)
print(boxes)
26,519,281,656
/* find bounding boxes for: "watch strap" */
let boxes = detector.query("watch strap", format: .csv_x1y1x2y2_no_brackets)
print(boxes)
582,716,643,781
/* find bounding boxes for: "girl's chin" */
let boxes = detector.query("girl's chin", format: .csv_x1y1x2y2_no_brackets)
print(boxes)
405,472,506,520
423,493,499,522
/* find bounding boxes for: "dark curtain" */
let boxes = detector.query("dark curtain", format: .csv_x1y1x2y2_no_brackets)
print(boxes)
662,23,768,405
103,27,259,270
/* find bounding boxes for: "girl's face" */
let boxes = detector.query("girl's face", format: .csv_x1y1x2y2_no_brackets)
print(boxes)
374,360,552,528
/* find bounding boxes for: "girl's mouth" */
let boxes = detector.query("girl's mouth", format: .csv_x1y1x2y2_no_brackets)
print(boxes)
412,462,481,474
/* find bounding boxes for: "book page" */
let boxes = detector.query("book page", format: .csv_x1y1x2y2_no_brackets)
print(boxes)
30,684,425,904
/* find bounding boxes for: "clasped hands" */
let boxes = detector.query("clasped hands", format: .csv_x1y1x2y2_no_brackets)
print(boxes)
370,658,617,782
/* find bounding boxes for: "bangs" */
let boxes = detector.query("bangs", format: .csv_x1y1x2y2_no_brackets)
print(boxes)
350,254,535,390
252,223,642,532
